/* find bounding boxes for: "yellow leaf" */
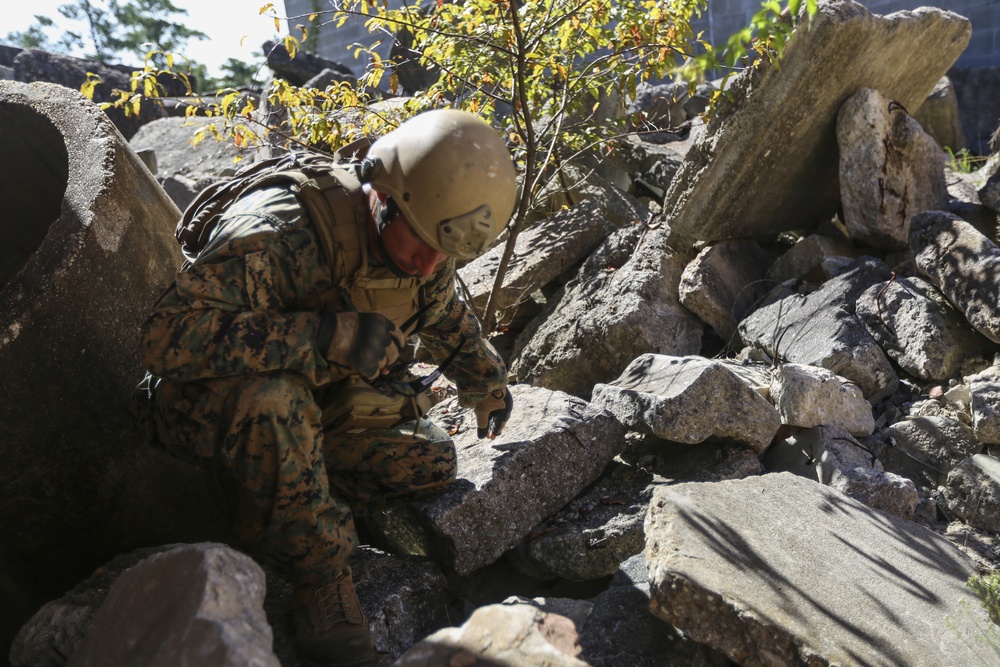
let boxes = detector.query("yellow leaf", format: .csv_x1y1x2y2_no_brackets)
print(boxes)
390,72,399,95
166,53,174,69
274,16,280,32
259,3,274,14
129,95,141,116
309,13,317,21
284,35,299,59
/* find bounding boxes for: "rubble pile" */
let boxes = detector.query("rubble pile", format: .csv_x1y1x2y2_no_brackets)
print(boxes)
4,2,1000,666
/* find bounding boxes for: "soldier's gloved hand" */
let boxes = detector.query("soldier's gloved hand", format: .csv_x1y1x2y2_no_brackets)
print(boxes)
475,387,513,439
320,312,404,379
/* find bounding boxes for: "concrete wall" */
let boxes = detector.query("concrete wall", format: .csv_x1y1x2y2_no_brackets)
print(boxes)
691,1,998,70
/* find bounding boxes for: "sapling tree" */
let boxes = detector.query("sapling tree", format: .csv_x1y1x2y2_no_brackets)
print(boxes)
89,0,817,333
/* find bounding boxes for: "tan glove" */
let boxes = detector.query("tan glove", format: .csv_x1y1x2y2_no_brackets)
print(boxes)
320,311,404,379
474,387,513,439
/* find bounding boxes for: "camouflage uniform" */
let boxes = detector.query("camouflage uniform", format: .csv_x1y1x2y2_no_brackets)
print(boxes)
140,176,505,586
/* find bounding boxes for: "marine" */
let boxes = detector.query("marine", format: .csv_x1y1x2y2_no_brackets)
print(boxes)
137,109,517,666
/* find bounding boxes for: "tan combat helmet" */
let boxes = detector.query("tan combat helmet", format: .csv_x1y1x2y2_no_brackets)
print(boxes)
364,109,517,260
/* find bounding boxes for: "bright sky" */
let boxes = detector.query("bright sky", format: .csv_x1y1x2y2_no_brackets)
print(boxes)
5,0,292,77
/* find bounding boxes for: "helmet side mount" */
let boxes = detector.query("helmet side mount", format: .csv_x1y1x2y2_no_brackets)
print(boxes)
437,204,494,259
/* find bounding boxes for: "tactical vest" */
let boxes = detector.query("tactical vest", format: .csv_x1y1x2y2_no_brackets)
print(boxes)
175,149,433,333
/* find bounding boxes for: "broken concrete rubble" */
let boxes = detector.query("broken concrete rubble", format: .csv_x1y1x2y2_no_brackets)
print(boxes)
911,210,1000,343
837,87,948,250
592,354,781,453
513,228,702,399
868,415,981,490
663,0,971,245
511,461,652,582
384,385,627,575
678,238,775,345
969,365,1000,445
394,602,587,667
738,256,899,402
457,198,613,318
64,544,279,667
764,233,858,285
0,80,230,621
645,473,989,667
770,363,874,436
942,454,1000,532
856,274,994,381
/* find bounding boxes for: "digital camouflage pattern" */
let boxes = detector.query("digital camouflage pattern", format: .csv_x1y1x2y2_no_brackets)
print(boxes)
140,176,503,584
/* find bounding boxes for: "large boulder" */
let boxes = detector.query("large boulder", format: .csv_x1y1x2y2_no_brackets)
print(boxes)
645,473,990,666
62,544,278,667
663,0,971,245
592,354,781,453
837,87,948,250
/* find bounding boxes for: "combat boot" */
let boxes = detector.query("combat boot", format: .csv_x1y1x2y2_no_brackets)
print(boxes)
293,568,379,667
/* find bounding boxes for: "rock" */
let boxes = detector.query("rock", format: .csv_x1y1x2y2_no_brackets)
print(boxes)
856,275,995,381
942,454,1000,532
830,466,918,520
738,256,898,402
511,461,652,581
645,473,989,667
349,548,451,661
263,40,356,88
663,1,971,245
969,366,1000,445
129,116,259,183
762,425,879,485
981,167,1000,213
592,354,780,453
678,238,775,345
64,544,278,667
913,75,966,151
394,603,587,667
869,416,981,489
514,228,702,399
910,210,1000,343
770,363,875,436
458,198,613,317
837,87,948,250
579,555,731,667
765,233,858,285
381,385,626,575
12,48,169,139
10,545,177,667
0,81,228,609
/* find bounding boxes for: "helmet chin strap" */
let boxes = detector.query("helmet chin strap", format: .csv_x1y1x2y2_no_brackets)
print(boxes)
375,197,420,278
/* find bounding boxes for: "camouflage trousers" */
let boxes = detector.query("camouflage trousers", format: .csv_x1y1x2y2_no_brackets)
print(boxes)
151,371,456,586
